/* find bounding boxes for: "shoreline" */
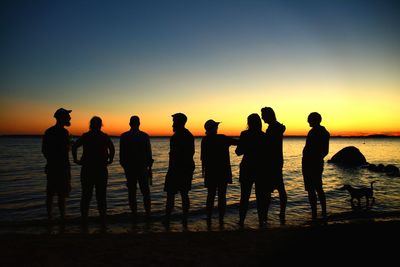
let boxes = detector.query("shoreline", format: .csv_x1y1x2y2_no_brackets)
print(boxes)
1,219,399,265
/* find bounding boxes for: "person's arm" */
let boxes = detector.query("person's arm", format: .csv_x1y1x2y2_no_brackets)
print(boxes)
72,137,83,165
119,135,127,168
227,136,239,146
322,131,330,159
201,138,205,177
235,133,244,156
146,135,153,168
108,138,115,165
42,134,49,160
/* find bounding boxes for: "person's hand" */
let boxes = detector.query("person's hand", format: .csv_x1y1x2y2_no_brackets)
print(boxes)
74,159,82,165
107,159,113,165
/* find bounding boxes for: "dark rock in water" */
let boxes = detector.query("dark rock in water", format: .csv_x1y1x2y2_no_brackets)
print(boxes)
384,164,400,177
328,146,368,166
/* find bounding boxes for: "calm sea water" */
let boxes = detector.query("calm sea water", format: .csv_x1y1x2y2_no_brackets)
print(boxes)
1,137,400,232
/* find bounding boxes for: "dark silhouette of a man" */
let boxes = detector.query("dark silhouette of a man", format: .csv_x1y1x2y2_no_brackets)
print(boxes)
201,119,237,226
120,116,153,220
261,107,287,223
302,112,330,220
163,113,195,227
72,116,115,226
42,108,72,222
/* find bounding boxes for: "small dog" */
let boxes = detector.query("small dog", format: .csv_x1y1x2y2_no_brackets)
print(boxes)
339,181,376,209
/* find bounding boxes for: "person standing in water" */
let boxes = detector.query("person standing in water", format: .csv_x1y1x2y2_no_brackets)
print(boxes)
120,115,153,221
236,113,267,227
72,116,115,226
302,112,330,221
163,113,195,227
201,119,238,227
42,108,72,223
261,107,287,224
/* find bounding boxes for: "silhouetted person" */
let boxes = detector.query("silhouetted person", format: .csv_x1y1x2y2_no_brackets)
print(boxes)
236,113,267,227
72,116,115,226
201,120,238,227
261,107,287,223
163,113,195,227
42,108,72,222
120,116,153,220
302,112,330,220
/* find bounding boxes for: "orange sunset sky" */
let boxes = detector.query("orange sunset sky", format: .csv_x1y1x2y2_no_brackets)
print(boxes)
1,1,399,137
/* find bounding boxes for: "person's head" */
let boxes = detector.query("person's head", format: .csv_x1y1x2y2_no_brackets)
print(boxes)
54,108,72,127
261,107,276,124
247,113,262,132
129,115,140,128
172,113,187,132
204,119,220,135
307,112,322,128
89,116,102,131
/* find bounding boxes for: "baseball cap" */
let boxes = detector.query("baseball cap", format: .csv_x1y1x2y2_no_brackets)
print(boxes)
204,119,220,131
54,108,72,119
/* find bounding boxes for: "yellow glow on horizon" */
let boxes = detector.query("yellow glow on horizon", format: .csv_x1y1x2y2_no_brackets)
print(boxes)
1,75,399,137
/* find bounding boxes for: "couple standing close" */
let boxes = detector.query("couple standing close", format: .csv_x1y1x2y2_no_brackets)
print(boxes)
235,107,287,227
236,108,330,226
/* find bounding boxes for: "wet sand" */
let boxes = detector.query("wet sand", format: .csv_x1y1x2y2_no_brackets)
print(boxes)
1,219,399,266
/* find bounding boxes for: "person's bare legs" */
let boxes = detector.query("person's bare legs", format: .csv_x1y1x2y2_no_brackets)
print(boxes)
206,187,217,226
57,195,66,222
277,185,287,223
307,190,318,220
217,184,227,226
316,188,327,219
181,191,190,227
164,192,175,227
46,194,54,222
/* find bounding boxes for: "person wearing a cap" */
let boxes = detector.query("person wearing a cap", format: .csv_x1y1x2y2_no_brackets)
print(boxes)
261,107,287,223
42,108,72,222
72,116,115,226
201,119,238,227
302,112,330,221
120,115,153,220
235,113,268,227
163,113,195,227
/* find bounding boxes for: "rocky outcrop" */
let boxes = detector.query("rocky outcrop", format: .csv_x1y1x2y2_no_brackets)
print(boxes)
328,146,400,177
365,164,400,177
328,146,368,166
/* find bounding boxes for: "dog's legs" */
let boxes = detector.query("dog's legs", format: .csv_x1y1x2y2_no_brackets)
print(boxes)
350,198,355,209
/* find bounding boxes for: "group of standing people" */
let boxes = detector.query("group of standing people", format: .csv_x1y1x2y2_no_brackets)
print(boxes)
42,107,330,228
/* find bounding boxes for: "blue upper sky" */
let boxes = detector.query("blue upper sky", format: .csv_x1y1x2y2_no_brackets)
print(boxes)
1,0,399,135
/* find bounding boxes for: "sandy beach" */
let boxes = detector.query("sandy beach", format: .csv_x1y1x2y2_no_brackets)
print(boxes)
1,219,399,266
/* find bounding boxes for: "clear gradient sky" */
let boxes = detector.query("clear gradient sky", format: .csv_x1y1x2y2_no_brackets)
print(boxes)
1,0,399,136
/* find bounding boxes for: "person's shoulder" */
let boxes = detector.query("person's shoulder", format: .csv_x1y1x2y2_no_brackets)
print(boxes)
277,121,286,133
139,130,150,138
184,128,194,137
120,131,130,137
320,126,330,136
45,125,68,135
101,131,110,138
44,126,55,134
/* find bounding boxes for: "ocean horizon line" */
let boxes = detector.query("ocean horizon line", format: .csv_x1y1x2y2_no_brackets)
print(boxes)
1,134,399,139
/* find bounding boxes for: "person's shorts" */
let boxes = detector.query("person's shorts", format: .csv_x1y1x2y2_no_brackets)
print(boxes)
302,159,324,191
46,166,71,197
265,168,285,193
124,167,150,194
